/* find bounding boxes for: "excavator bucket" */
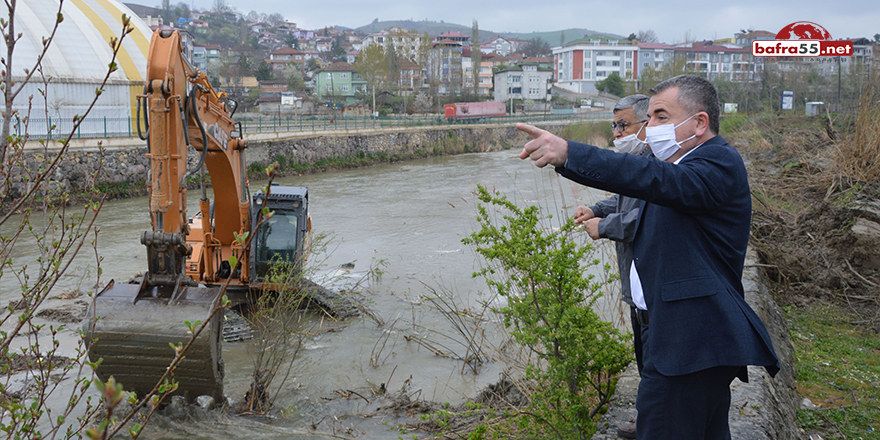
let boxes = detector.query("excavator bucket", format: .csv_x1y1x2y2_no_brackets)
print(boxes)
83,280,224,403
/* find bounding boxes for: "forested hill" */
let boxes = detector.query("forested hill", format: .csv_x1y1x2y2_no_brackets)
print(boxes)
354,19,620,45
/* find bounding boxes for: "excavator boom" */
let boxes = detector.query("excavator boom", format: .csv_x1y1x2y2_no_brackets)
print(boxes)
84,29,262,403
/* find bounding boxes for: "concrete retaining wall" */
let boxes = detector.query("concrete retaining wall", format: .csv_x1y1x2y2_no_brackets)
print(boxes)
10,122,573,199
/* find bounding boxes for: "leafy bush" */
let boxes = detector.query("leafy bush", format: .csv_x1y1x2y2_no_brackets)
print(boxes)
462,185,632,439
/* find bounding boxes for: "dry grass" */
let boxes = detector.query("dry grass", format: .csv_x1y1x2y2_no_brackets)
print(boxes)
832,71,880,185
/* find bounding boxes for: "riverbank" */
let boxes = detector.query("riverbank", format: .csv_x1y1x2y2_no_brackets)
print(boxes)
4,120,612,207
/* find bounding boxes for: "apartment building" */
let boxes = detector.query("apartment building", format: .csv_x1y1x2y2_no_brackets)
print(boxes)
673,42,757,82
553,38,640,93
426,39,464,95
483,36,515,56
636,43,675,75
361,27,430,63
494,63,553,102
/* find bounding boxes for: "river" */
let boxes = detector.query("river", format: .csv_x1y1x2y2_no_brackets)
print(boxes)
1,149,626,439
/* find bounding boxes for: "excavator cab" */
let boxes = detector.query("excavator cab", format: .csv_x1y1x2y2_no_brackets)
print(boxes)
250,184,310,286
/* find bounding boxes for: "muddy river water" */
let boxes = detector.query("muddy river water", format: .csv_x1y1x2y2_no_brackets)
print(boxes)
2,149,627,438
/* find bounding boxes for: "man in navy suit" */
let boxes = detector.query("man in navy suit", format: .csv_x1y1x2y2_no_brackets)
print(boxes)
516,75,779,439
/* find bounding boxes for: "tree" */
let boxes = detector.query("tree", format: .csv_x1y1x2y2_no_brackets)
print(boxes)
284,34,300,49
636,58,693,94
212,0,232,14
267,12,285,27
283,64,305,91
874,33,880,44
172,2,191,23
0,8,209,439
637,29,659,43
626,33,637,41
245,10,265,23
329,36,347,62
595,72,625,97
560,30,566,46
521,37,551,57
306,57,322,72
384,39,401,91
160,0,173,26
255,60,273,81
355,43,387,101
471,19,482,97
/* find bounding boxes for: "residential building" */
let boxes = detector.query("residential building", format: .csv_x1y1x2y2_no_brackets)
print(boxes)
494,62,553,102
673,42,757,82
734,30,775,46
477,54,496,96
426,39,464,95
275,22,297,34
314,62,367,105
315,37,333,52
398,58,424,92
637,42,676,76
553,38,640,94
462,48,475,92
484,36,514,56
292,29,315,40
192,44,208,71
268,47,307,72
361,28,430,64
433,31,469,45
218,75,259,94
766,37,874,77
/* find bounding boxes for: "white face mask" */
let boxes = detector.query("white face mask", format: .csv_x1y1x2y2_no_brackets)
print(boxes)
613,122,648,155
645,113,698,161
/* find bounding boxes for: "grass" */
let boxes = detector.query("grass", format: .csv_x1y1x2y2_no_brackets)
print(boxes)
558,121,613,147
786,304,880,439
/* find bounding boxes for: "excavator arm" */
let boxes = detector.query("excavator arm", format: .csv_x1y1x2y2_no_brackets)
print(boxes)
141,29,250,287
84,30,247,403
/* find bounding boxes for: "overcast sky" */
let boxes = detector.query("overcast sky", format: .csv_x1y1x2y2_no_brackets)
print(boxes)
188,0,879,44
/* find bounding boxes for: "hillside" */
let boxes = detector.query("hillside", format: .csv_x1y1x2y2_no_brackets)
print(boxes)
354,19,619,45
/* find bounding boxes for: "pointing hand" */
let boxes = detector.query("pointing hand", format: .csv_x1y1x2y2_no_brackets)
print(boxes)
516,123,569,168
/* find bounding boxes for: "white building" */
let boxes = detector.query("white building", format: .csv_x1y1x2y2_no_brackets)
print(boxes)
494,63,554,102
553,38,640,94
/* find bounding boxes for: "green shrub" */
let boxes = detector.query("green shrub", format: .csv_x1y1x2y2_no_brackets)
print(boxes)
462,185,632,439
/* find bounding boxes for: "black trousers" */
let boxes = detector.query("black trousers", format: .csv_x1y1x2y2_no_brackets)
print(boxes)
630,306,644,375
635,322,740,440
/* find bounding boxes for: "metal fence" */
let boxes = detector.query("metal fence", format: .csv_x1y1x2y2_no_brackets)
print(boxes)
3,116,137,140
237,111,614,134
4,110,614,141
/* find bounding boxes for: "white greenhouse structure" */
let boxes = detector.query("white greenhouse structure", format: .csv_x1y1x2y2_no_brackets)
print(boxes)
2,0,154,139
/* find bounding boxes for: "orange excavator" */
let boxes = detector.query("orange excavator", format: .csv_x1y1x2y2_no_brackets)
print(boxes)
84,30,310,402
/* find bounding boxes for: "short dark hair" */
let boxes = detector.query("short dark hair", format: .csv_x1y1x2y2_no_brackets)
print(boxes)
613,94,650,120
650,75,720,135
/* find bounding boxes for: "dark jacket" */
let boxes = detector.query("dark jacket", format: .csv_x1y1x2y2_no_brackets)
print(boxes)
558,135,779,379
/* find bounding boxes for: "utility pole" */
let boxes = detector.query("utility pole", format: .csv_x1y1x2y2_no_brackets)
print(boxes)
837,56,841,111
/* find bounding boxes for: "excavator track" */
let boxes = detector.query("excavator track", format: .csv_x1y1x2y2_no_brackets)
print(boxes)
84,280,224,403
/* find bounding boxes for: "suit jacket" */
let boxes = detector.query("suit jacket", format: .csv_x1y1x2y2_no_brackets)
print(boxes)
558,135,780,378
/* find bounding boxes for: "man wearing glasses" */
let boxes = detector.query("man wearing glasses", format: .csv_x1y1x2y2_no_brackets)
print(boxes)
572,94,650,439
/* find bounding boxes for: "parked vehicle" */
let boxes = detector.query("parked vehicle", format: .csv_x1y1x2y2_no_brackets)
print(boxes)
444,101,506,122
